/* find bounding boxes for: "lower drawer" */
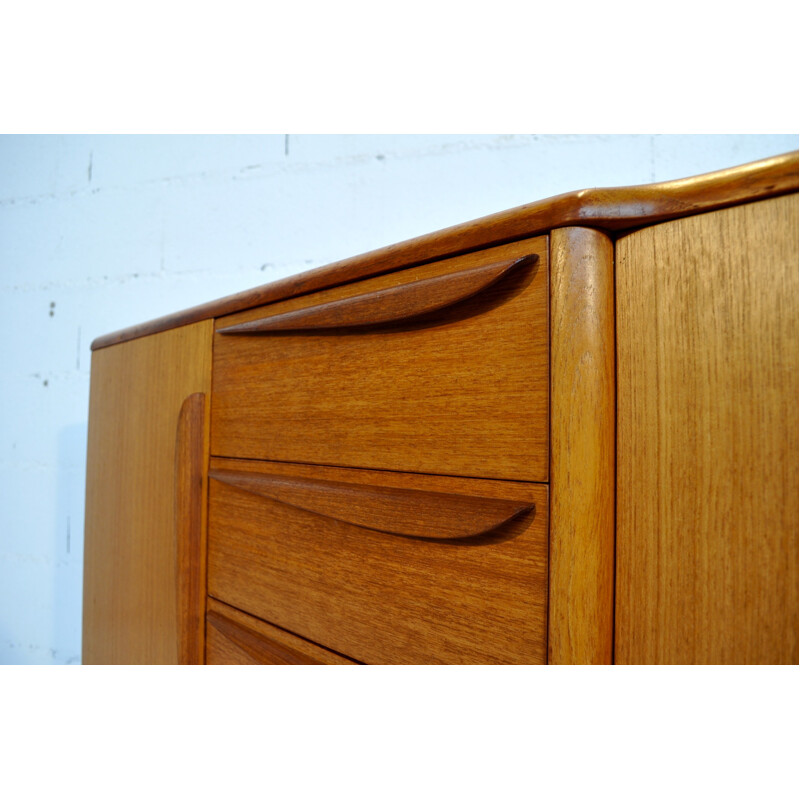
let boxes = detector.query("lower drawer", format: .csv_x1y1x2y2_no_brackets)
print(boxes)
207,458,548,664
206,598,356,664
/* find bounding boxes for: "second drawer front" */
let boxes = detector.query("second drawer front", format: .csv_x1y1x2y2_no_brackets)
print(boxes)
211,237,548,482
207,459,549,664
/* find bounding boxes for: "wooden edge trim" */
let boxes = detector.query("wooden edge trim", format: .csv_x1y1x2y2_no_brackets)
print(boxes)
92,151,798,350
548,227,615,664
208,468,534,541
217,254,537,334
176,392,208,665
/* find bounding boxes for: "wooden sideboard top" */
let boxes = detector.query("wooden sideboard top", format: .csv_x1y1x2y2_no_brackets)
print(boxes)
92,150,799,351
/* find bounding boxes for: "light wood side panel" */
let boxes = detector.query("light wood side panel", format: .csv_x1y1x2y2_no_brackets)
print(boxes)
83,322,213,664
549,228,615,664
616,194,799,664
206,599,357,665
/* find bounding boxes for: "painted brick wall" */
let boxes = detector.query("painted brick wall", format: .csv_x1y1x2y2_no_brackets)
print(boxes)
0,134,795,664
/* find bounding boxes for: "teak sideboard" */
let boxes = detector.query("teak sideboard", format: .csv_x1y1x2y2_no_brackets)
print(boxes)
83,152,799,665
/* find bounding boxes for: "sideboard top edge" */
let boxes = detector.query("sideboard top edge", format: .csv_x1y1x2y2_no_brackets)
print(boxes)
91,150,799,351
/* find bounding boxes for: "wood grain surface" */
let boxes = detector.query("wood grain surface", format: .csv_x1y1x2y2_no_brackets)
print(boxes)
206,599,357,665
616,194,799,664
218,255,536,333
211,238,548,482
209,468,534,540
207,458,549,664
176,393,209,665
548,228,615,664
93,151,798,350
83,322,213,664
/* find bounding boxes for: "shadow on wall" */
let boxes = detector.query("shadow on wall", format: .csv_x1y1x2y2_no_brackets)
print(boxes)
54,422,87,665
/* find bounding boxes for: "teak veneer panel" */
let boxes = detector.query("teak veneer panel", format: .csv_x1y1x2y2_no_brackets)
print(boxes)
93,151,798,350
548,228,615,665
615,194,799,664
207,459,548,665
83,322,213,665
206,599,356,665
211,238,549,482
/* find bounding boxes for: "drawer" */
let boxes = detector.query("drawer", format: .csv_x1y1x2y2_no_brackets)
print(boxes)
206,598,356,664
211,237,548,482
207,458,548,664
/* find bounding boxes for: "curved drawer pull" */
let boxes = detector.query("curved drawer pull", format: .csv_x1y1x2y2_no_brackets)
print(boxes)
217,253,537,334
209,469,534,540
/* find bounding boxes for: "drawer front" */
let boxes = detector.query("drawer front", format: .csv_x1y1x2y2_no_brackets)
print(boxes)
206,598,356,665
207,458,548,665
211,237,548,482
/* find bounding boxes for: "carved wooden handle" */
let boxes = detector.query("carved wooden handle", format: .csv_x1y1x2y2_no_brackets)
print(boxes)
209,469,534,540
217,253,537,334
175,392,207,665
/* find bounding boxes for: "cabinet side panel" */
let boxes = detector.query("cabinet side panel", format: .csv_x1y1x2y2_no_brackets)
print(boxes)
616,194,799,664
83,321,213,664
549,227,615,664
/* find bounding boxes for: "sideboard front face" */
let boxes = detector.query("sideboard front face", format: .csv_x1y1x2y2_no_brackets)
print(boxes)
82,173,799,665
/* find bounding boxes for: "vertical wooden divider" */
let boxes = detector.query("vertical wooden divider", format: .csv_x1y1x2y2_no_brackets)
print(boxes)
548,227,615,664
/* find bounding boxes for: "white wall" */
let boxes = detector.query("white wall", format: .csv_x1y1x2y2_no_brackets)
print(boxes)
0,133,795,664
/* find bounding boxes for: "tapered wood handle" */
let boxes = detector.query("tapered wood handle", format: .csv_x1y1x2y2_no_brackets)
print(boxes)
217,253,537,334
209,469,534,540
175,392,207,665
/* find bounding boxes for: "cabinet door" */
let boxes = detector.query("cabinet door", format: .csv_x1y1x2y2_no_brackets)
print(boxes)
83,321,213,664
616,194,798,664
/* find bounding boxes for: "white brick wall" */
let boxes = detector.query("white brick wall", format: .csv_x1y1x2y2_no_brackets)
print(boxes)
0,133,795,664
